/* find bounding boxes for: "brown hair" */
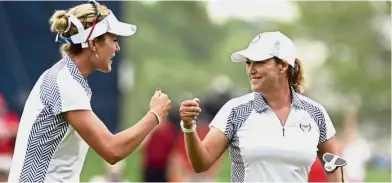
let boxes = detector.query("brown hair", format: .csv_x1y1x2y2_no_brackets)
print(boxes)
49,3,108,56
290,58,305,94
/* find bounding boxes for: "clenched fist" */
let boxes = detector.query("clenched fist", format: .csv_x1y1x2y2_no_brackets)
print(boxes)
179,98,201,129
149,89,171,124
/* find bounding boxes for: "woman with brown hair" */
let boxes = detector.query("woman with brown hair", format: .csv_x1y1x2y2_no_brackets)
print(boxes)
179,31,342,182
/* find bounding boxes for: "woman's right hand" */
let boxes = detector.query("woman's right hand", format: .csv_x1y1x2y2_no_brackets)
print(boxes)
179,98,201,128
149,89,171,123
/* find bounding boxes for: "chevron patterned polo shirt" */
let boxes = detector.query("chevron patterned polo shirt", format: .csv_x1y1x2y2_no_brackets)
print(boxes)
209,89,336,182
8,56,92,183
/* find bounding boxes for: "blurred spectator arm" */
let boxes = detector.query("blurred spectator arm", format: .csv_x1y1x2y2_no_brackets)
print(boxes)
166,150,187,182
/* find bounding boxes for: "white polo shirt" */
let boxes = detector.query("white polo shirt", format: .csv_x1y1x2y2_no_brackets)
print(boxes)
209,89,336,182
8,56,92,183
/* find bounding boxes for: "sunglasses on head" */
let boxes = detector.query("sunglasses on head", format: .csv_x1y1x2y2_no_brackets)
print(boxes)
85,0,109,42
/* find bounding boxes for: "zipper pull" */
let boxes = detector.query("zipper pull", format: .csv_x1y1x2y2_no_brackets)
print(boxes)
282,126,285,137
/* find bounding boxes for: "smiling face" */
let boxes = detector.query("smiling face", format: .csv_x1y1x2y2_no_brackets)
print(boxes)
90,33,120,73
246,57,289,93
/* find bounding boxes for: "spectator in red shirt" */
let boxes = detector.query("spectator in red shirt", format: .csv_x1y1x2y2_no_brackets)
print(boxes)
308,158,328,182
167,93,230,182
0,93,20,181
167,114,223,182
141,103,180,182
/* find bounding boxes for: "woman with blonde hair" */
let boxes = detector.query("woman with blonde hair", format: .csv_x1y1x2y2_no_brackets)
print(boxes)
8,1,171,182
179,31,342,182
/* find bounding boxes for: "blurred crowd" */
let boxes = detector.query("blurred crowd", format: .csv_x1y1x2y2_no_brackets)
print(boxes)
139,89,232,182
0,88,390,182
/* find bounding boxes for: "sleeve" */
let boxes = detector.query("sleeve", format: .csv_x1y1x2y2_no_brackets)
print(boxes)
208,100,234,141
319,106,336,144
56,71,92,114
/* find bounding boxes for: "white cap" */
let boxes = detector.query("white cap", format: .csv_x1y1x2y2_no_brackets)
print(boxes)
56,0,137,48
231,31,296,67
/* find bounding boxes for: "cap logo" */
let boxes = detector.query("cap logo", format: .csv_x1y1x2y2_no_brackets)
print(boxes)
272,41,280,56
251,34,261,44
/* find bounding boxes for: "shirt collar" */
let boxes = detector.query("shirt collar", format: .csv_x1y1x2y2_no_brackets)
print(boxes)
253,86,304,113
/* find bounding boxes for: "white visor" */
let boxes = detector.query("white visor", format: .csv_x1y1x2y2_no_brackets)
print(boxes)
69,10,137,46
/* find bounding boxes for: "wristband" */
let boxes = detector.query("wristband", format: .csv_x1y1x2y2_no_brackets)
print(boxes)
149,110,161,124
180,120,197,133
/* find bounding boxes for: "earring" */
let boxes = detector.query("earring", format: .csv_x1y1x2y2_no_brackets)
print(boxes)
93,47,99,59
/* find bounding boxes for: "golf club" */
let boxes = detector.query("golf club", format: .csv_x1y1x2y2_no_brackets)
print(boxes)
322,152,348,182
